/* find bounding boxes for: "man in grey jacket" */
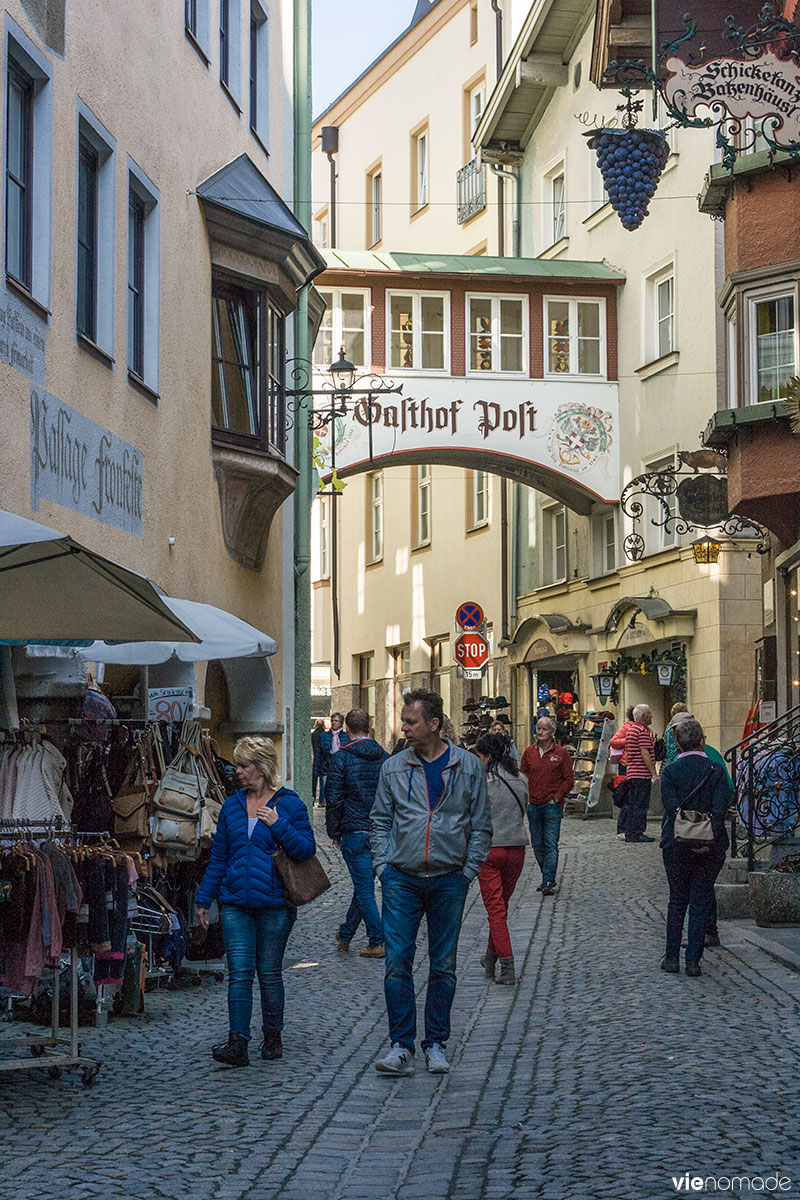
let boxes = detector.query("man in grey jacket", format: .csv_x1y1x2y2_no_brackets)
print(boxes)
371,689,492,1077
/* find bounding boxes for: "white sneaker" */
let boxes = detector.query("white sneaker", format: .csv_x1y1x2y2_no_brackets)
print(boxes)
375,1043,415,1076
616,833,626,840
424,1043,450,1074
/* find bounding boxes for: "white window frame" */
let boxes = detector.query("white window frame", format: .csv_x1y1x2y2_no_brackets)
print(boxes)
543,158,566,248
643,257,676,364
746,284,798,406
543,296,606,379
314,288,370,371
466,293,528,376
726,311,738,408
541,502,567,586
413,127,429,212
592,507,617,577
319,497,330,579
469,470,489,530
644,451,678,553
313,207,328,249
369,472,383,563
126,157,161,397
469,82,485,138
387,290,450,374
75,101,116,357
369,167,382,247
249,1,269,144
4,17,54,310
416,464,431,546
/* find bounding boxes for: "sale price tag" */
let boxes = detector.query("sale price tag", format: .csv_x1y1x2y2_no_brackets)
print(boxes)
147,687,193,723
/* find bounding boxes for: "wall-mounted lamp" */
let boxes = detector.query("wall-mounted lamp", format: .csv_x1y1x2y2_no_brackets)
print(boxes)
692,536,721,565
591,671,614,703
655,660,677,687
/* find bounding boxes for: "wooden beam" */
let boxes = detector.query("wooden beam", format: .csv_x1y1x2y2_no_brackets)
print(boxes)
517,54,568,89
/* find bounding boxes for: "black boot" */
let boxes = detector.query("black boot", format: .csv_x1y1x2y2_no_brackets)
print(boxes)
480,951,498,980
212,1033,249,1067
260,1029,283,1060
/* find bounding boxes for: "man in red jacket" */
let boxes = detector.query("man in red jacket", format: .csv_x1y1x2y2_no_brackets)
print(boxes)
520,717,574,896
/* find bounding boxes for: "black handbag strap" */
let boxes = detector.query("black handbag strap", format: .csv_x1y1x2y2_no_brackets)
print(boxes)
679,765,718,810
497,772,528,819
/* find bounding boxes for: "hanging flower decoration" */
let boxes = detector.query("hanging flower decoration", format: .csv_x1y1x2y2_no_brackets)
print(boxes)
606,647,688,705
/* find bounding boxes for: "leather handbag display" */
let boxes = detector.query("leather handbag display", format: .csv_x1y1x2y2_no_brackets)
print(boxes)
151,811,200,850
112,739,153,838
271,845,331,907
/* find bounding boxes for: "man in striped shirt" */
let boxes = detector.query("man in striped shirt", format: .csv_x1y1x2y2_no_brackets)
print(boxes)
622,704,658,843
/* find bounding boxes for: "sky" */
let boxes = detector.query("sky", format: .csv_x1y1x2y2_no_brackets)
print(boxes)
312,1,416,117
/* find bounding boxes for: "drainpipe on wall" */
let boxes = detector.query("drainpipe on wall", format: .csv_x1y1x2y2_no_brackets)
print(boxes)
489,164,520,257
293,0,312,806
490,0,505,255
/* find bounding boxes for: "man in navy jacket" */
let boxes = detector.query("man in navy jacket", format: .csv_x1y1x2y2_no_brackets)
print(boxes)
326,709,388,957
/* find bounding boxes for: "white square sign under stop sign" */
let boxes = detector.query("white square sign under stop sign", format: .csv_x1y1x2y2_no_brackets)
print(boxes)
454,631,490,674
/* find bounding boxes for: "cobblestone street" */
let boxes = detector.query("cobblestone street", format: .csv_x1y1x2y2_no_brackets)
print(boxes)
4,815,800,1200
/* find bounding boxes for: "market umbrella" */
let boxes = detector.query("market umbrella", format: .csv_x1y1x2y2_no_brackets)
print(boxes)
69,596,278,663
0,509,198,644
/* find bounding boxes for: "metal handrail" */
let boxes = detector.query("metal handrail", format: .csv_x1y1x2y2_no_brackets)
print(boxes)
726,703,800,870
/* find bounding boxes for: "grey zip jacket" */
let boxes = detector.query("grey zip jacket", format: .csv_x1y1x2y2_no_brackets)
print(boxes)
370,740,492,882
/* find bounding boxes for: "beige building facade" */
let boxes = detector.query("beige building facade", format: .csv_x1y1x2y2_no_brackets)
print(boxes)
310,0,760,758
0,0,322,769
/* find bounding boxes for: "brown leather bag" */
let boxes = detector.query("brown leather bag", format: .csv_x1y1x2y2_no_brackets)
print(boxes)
271,845,331,907
113,744,151,838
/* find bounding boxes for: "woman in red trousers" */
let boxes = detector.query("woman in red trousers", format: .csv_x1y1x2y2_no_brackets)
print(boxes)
474,733,529,985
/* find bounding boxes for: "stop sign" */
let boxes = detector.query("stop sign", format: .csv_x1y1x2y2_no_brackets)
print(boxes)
454,632,490,671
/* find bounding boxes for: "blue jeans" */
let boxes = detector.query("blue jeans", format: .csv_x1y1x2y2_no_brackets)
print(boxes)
381,864,469,1052
220,904,296,1039
663,844,725,962
339,830,383,946
625,778,652,838
527,802,563,885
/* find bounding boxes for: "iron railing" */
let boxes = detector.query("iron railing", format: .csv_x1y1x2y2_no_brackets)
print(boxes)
457,158,486,224
726,702,800,871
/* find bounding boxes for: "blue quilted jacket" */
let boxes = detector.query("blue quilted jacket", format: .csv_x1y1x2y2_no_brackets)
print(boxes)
196,787,316,910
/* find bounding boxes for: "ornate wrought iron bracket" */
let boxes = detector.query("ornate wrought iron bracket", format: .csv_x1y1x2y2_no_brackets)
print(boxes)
619,449,768,561
284,358,403,469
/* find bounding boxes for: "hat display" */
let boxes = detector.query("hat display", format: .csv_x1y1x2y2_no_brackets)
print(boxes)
463,714,480,727
462,699,480,711
492,695,509,709
478,714,492,728
537,684,551,703
493,713,511,726
479,696,494,709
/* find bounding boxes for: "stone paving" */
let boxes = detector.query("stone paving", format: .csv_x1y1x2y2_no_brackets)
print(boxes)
3,815,800,1200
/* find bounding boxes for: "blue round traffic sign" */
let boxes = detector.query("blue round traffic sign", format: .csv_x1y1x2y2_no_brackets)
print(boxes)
456,601,484,630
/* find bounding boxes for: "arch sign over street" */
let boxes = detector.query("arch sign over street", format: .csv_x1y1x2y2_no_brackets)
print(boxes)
317,376,619,514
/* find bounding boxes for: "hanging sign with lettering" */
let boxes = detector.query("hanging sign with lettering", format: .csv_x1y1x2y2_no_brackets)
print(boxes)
30,388,144,536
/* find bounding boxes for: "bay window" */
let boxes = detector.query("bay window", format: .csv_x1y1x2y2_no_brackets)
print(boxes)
467,294,526,373
389,291,447,371
545,297,605,377
211,279,285,452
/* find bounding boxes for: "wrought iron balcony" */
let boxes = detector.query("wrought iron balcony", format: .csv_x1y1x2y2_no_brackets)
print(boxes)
456,158,486,224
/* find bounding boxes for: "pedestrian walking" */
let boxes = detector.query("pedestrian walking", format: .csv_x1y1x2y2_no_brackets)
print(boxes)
663,703,692,765
195,736,316,1067
311,719,326,807
519,717,574,895
473,733,528,985
658,718,729,978
490,719,520,765
326,708,388,958
316,714,349,806
371,689,491,1077
621,704,658,843
610,706,635,838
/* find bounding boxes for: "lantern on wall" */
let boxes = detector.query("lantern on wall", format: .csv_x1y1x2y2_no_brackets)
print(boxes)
591,671,614,703
655,660,677,687
692,536,721,565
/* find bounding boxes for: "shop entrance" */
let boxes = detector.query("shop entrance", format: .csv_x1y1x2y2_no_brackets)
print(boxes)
525,654,580,746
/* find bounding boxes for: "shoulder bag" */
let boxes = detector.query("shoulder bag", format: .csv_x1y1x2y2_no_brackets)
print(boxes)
267,796,331,906
498,773,528,819
673,765,719,846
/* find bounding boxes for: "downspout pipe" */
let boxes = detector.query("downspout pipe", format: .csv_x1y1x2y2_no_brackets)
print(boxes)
293,0,312,805
490,0,504,255
489,164,520,258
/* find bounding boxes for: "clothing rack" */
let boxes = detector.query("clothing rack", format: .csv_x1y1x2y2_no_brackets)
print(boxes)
0,819,102,1086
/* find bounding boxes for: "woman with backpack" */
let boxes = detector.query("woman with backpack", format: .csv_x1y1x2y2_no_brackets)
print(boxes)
658,718,729,978
473,733,529,986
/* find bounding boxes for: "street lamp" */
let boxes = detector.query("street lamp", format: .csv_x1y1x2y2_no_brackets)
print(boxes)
329,346,356,394
692,535,721,565
655,660,677,687
591,671,614,703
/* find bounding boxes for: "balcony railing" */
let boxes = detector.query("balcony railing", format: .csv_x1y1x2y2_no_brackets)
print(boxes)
457,158,486,224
